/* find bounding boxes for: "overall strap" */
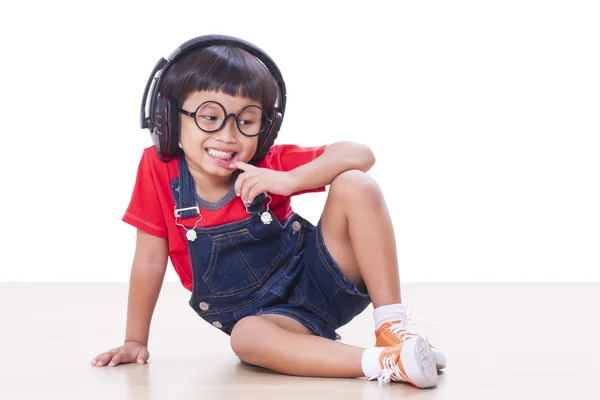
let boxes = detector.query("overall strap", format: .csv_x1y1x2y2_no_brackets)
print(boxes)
173,151,200,219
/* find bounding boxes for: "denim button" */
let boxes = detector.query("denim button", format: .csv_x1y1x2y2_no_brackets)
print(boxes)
291,221,301,231
199,302,210,311
212,321,223,329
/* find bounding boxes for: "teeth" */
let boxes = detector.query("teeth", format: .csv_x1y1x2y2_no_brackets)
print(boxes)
207,148,233,159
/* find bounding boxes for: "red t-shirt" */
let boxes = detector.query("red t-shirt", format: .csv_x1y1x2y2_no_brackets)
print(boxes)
122,144,327,291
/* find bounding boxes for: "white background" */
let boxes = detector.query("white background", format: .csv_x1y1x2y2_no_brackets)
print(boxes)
0,0,598,282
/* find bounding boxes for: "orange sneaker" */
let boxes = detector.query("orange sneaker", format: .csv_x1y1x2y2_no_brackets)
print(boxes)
376,320,446,369
365,336,438,388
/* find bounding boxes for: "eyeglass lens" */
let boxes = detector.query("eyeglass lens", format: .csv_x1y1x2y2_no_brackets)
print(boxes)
195,101,266,136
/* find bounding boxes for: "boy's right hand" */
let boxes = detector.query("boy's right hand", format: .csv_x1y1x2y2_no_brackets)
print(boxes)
91,340,150,367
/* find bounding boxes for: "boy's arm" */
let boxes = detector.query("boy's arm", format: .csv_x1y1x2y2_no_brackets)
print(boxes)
92,229,167,367
289,141,375,192
232,141,375,204
125,229,169,347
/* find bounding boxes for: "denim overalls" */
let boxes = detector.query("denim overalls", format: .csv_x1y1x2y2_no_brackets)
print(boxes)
170,152,371,340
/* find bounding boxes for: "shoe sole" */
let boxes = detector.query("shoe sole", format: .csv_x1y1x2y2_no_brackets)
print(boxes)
400,336,439,388
432,348,447,369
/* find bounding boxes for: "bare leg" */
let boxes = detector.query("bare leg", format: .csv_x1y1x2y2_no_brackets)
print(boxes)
230,315,364,377
320,170,401,307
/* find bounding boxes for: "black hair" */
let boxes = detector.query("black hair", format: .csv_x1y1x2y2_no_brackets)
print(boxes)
160,45,280,116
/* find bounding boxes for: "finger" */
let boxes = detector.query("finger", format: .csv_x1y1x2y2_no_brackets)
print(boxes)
248,184,265,205
137,348,150,365
95,351,117,367
91,353,105,366
235,172,249,196
237,172,258,198
241,178,259,203
230,161,254,171
108,353,124,367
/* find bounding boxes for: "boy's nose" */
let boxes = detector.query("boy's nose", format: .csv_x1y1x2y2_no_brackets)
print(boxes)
215,118,238,142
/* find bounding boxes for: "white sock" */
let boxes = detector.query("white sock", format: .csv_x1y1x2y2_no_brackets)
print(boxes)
361,347,385,380
373,303,407,330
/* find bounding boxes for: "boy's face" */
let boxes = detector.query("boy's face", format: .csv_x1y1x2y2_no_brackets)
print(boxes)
179,90,260,180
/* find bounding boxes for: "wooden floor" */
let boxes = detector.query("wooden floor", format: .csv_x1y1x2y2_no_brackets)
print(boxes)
1,283,598,399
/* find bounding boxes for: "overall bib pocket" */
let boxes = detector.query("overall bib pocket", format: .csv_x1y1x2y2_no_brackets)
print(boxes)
202,226,288,297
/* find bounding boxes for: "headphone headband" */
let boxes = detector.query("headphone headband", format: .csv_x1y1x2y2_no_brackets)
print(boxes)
140,34,287,130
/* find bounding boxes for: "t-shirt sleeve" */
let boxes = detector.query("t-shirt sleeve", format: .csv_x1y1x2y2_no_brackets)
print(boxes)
260,144,327,195
122,150,168,238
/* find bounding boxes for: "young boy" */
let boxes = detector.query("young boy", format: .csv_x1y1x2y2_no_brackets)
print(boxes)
92,35,446,389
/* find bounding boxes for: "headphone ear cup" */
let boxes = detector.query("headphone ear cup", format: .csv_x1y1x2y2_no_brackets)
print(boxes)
152,94,180,161
164,96,180,159
270,111,283,140
251,111,282,164
150,94,167,155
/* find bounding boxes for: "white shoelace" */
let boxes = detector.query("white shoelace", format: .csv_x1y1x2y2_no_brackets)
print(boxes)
387,309,421,341
387,322,417,340
377,311,423,385
377,344,412,386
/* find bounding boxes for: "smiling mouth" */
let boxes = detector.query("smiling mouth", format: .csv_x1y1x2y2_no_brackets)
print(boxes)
206,148,238,163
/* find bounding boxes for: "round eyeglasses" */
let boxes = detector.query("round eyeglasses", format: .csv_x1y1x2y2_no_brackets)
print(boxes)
178,101,271,137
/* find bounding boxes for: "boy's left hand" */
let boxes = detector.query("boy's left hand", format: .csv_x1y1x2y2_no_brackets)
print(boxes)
231,161,298,204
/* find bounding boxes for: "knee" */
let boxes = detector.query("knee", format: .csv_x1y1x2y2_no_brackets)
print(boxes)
329,170,382,202
230,316,263,361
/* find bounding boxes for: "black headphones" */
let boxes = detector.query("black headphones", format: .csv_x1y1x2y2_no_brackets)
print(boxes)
140,34,287,163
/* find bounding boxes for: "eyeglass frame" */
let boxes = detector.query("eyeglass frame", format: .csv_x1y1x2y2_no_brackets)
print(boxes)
178,101,272,138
